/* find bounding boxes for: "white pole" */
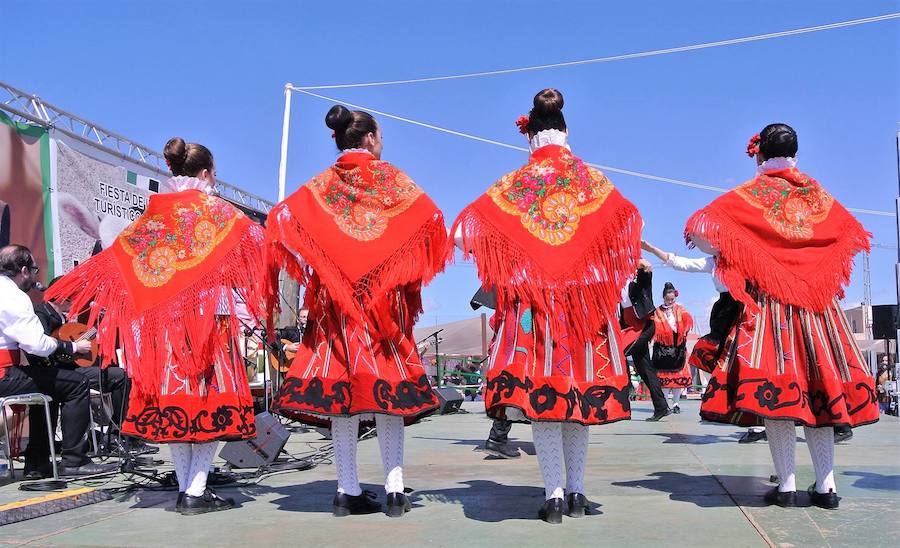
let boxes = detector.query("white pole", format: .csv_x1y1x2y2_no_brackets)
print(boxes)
277,83,294,202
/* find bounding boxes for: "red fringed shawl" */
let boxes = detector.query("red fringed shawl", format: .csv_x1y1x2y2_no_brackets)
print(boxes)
685,167,870,312
651,304,694,346
46,190,266,398
265,152,448,328
451,145,641,341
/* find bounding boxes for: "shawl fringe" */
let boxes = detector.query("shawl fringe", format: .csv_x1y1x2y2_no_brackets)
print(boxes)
651,304,693,346
451,199,640,343
47,227,266,399
685,208,870,312
265,207,448,336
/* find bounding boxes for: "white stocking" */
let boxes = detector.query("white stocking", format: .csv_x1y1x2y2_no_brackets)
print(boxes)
670,388,683,405
764,419,796,492
331,415,362,496
185,441,218,497
169,443,192,493
375,414,405,494
532,421,564,500
804,426,836,493
561,423,589,495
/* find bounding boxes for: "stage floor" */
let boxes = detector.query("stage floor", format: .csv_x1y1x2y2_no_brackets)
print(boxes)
1,400,898,547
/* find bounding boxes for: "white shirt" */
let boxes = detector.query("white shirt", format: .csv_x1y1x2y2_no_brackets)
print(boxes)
665,252,729,293
0,276,59,357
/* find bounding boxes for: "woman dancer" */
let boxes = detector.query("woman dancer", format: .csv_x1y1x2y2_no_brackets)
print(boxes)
48,138,266,515
649,282,694,414
686,123,878,509
452,89,641,523
267,106,448,518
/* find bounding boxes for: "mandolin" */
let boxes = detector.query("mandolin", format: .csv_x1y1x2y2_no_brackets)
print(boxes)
52,322,99,367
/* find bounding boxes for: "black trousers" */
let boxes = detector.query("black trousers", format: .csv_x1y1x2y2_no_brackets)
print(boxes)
59,365,129,428
488,418,512,444
0,366,91,467
631,349,669,414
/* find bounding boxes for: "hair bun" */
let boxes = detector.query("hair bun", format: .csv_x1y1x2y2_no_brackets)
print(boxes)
163,137,188,175
533,88,564,115
325,105,353,133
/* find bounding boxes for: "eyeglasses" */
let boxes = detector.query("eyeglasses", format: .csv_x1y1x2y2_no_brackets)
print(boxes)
27,265,39,274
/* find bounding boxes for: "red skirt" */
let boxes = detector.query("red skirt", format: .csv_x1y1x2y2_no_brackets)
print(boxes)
700,297,879,428
122,320,256,442
273,288,438,427
484,302,631,425
657,363,692,388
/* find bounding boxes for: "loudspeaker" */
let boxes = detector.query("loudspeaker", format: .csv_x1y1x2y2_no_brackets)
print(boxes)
435,387,464,415
219,412,290,468
872,304,898,340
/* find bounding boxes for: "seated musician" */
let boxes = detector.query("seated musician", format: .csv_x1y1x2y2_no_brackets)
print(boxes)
0,245,116,478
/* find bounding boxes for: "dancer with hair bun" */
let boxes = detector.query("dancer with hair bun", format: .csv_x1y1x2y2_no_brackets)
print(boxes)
453,88,641,523
686,123,878,509
267,105,448,518
48,137,267,515
649,282,694,414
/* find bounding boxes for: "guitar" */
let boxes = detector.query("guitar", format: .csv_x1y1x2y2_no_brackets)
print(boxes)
267,338,297,373
52,323,99,367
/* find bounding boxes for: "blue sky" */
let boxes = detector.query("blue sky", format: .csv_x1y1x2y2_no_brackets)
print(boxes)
3,0,898,330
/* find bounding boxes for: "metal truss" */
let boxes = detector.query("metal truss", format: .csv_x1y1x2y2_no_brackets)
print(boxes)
0,80,273,214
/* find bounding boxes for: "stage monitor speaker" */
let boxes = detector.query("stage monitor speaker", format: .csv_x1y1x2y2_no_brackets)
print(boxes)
435,387,464,415
219,411,290,468
872,304,898,340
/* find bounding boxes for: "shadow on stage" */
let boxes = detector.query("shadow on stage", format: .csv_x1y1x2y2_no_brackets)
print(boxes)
612,471,779,507
843,471,900,491
609,432,742,445
411,435,537,456
415,480,603,522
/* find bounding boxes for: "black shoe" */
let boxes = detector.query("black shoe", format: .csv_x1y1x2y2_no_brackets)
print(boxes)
566,493,589,517
386,492,411,518
59,462,118,476
645,408,672,422
808,486,839,509
672,405,681,414
23,461,53,480
538,497,566,524
833,429,853,444
128,438,160,455
332,490,381,517
176,492,185,512
763,486,798,507
739,430,768,444
484,439,520,459
180,488,234,515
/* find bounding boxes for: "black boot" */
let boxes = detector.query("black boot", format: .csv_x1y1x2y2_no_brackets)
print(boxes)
739,429,767,444
484,439,520,459
179,488,234,515
566,493,589,517
808,486,839,510
332,490,381,517
763,486,797,507
386,492,411,518
538,497,565,524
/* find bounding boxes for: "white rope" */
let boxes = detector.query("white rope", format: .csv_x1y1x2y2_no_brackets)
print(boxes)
291,13,900,90
293,90,894,217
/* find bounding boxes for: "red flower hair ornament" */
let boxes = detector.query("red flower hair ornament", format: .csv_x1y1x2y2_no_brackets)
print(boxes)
516,115,530,135
746,133,761,157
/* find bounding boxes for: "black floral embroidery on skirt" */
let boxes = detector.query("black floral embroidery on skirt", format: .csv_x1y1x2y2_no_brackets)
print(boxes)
805,391,843,421
486,371,533,407
847,382,877,416
702,376,725,403
277,377,352,414
737,379,802,411
126,404,254,439
373,375,436,411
